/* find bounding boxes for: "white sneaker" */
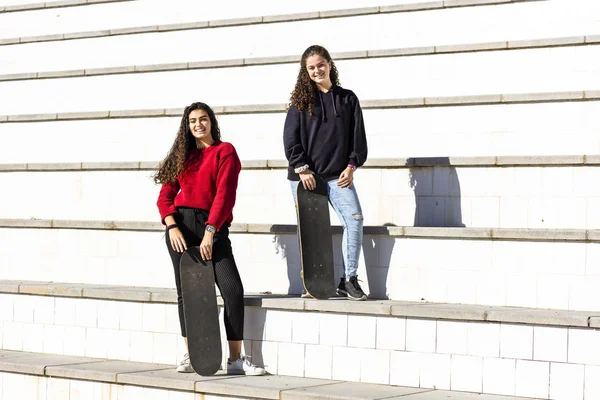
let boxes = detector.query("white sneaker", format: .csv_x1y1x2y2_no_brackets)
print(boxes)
176,353,194,373
227,355,266,376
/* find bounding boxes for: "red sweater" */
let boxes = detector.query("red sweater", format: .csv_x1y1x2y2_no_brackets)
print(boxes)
156,141,241,230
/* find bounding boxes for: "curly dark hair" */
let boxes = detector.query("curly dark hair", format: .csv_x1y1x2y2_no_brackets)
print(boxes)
289,45,340,116
153,102,221,185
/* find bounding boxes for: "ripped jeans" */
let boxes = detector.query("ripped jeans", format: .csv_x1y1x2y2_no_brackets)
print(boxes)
290,179,364,278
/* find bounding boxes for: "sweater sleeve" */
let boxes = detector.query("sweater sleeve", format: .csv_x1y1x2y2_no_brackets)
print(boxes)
283,106,307,169
156,180,180,224
207,145,242,230
348,93,368,168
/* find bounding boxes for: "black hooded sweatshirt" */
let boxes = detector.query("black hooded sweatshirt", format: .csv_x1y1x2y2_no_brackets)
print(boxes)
283,85,368,181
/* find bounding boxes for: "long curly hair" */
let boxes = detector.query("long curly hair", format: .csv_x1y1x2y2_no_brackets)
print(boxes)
289,45,340,116
153,102,221,185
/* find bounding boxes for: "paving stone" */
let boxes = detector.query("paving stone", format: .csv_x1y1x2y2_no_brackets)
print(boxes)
46,360,171,383
196,375,340,399
283,381,430,399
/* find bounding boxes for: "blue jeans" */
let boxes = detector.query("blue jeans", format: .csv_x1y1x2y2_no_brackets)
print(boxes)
290,179,364,278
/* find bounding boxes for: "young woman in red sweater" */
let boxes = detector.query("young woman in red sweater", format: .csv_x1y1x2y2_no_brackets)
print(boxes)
155,102,265,376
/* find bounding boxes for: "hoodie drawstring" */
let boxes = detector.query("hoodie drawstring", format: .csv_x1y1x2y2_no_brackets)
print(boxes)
330,90,339,118
318,88,339,123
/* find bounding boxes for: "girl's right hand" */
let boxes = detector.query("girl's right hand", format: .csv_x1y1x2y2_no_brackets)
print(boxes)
299,169,316,191
169,227,187,253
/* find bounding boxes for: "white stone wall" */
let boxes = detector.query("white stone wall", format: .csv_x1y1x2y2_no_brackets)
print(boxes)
3,292,600,399
2,101,600,164
2,46,600,114
2,166,600,229
1,1,598,74
0,372,228,400
3,228,600,309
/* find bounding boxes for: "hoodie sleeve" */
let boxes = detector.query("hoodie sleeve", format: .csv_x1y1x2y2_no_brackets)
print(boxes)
283,106,308,169
348,92,368,168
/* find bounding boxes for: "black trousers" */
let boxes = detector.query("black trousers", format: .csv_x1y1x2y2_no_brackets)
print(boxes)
166,207,244,340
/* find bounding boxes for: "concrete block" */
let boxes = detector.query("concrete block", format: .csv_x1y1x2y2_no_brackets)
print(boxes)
46,360,169,383
376,316,406,351
533,326,568,362
0,73,38,81
209,16,262,27
20,34,64,43
304,344,332,380
406,318,436,353
508,36,585,49
38,70,85,79
502,91,584,103
486,308,591,327
483,357,516,396
550,362,584,400
319,313,347,347
331,346,361,382
196,374,334,399
262,11,318,23
63,30,110,39
134,63,188,73
436,41,507,53
437,320,468,355
284,381,427,399
319,7,378,18
109,26,158,35
500,324,533,360
515,360,550,399
390,351,420,387
381,2,443,12
420,352,451,390
277,342,305,377
85,66,135,76
62,325,86,356
348,315,376,349
157,21,209,32
451,355,483,393
0,353,95,375
118,367,227,391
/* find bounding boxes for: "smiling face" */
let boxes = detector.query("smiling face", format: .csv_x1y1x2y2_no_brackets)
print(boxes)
188,109,214,147
305,54,332,90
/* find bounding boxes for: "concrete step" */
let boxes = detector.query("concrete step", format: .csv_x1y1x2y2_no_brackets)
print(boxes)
2,219,600,309
1,45,600,115
0,0,465,40
0,351,543,400
1,282,600,398
3,34,597,84
1,0,593,75
0,158,599,229
0,0,129,14
1,97,599,163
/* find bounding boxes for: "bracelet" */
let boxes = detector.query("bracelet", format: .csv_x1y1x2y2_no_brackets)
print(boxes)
294,164,309,174
166,224,178,231
347,164,356,171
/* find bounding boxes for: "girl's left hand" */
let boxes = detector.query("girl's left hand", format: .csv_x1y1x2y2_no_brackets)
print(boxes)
200,232,214,260
337,167,354,188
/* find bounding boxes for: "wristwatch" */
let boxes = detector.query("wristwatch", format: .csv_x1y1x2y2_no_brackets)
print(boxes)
205,224,216,233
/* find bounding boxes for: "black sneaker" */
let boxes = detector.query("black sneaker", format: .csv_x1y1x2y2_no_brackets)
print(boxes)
345,276,367,301
301,288,313,298
335,278,348,297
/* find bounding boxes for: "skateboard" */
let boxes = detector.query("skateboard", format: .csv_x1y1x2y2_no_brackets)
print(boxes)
180,246,222,376
296,175,336,299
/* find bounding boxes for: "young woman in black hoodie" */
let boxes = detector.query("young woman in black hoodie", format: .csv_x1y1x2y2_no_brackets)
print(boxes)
283,45,368,300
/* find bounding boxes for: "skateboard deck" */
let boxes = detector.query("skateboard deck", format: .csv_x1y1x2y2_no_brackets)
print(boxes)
296,175,335,299
180,246,222,376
